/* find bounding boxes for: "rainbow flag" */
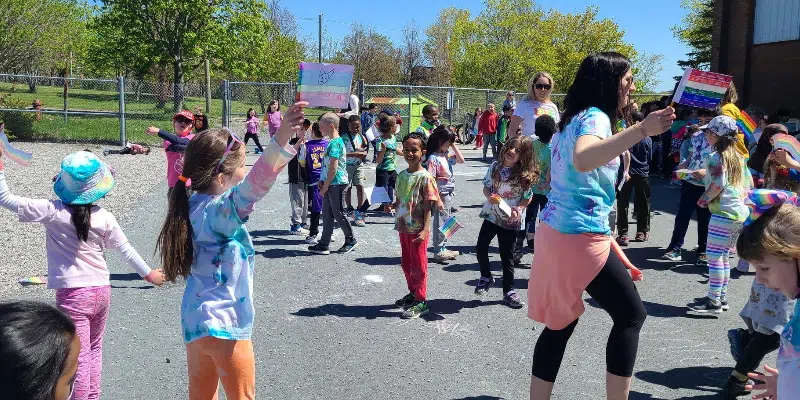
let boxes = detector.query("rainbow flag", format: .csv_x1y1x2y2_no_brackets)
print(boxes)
438,216,464,239
737,110,757,144
296,62,354,109
18,276,47,286
0,124,33,166
773,134,800,162
672,68,733,109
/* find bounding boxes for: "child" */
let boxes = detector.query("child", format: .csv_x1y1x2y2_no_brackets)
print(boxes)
244,108,264,154
156,102,307,399
732,189,800,399
497,103,513,145
0,149,164,400
288,129,309,235
376,114,400,213
475,136,538,309
146,110,196,195
103,142,151,156
517,114,556,254
300,122,329,243
688,116,752,314
307,112,359,255
302,118,312,141
343,115,369,226
264,100,282,138
0,301,80,400
616,118,653,246
193,106,209,134
425,124,465,262
393,131,441,319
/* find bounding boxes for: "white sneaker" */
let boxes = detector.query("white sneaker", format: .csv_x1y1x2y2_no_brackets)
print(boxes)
305,234,319,244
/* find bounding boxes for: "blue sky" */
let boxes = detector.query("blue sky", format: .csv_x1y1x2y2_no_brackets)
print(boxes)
287,0,691,92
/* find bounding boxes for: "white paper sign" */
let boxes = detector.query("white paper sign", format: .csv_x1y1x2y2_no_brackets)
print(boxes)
497,198,512,217
363,186,391,204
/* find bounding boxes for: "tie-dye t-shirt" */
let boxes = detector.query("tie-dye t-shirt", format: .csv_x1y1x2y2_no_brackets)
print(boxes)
697,152,751,221
426,151,456,194
181,138,294,343
377,136,398,172
683,132,713,186
479,162,534,231
540,107,619,235
531,139,552,195
320,136,348,185
778,300,800,396
394,169,440,234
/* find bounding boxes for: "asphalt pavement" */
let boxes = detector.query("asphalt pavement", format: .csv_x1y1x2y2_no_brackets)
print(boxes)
12,146,767,399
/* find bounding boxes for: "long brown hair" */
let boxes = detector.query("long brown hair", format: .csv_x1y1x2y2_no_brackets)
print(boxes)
713,134,743,187
492,136,538,189
156,129,245,282
68,204,93,242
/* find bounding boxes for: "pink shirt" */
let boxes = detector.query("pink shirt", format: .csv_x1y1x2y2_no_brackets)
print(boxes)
267,112,282,136
164,133,195,187
18,199,128,289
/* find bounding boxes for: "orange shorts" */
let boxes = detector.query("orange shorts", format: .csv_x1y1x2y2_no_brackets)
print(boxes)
186,337,255,400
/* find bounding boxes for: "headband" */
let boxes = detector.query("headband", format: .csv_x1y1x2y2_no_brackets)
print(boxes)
744,189,800,226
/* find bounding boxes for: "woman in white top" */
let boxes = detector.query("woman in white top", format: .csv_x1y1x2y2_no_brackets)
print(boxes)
509,72,560,139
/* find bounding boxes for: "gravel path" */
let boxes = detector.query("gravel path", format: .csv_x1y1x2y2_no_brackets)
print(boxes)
0,142,166,297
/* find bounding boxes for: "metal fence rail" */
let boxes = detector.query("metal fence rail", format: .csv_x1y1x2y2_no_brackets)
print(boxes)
0,72,667,145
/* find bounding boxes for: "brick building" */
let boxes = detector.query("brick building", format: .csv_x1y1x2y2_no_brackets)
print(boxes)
712,0,800,115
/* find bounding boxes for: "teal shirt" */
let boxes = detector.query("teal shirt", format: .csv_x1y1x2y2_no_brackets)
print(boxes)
320,137,349,185
531,139,552,195
377,136,397,172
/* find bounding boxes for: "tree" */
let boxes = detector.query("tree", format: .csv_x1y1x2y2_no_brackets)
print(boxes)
423,7,471,86
333,23,400,84
672,0,714,71
399,20,426,86
631,52,665,93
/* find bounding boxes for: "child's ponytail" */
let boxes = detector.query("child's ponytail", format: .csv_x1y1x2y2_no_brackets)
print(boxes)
68,204,93,242
157,128,241,282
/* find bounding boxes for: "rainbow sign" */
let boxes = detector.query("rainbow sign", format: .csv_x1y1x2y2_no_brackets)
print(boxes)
0,124,33,166
439,216,464,239
296,62,354,109
773,134,800,162
671,68,733,109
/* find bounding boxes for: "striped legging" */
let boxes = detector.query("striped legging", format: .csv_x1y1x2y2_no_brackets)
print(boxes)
706,214,743,302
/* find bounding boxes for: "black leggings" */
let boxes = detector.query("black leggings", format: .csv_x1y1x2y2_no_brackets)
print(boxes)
734,331,780,376
532,250,647,382
374,169,397,206
476,220,517,293
244,133,264,152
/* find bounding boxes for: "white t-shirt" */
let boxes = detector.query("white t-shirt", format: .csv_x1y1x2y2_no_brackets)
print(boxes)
513,99,560,137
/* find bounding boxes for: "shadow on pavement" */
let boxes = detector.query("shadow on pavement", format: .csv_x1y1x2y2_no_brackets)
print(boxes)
110,273,143,281
584,299,718,320
355,256,399,266
465,278,528,290
452,397,504,400
635,366,728,398
291,298,504,320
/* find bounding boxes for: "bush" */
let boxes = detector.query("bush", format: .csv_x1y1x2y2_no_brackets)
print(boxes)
0,94,35,139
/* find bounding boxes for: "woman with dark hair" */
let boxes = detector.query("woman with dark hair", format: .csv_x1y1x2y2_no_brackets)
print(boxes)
527,52,675,399
0,301,80,400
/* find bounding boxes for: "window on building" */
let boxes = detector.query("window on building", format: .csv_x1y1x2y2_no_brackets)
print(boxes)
753,0,800,44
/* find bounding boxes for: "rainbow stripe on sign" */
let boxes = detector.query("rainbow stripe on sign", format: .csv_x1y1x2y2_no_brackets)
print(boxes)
773,134,800,163
737,110,757,144
671,68,733,109
0,124,33,166
439,216,464,239
296,62,355,109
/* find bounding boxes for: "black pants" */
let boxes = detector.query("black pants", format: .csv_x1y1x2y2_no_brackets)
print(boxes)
374,169,397,206
308,211,321,236
320,184,355,246
617,175,650,236
532,250,647,382
734,331,780,376
476,220,517,293
667,181,711,253
517,193,548,246
244,133,264,152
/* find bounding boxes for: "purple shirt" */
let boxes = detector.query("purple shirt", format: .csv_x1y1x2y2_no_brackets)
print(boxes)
302,139,329,184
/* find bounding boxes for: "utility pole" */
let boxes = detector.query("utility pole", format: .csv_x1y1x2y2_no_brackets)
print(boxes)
318,14,323,63
204,58,211,113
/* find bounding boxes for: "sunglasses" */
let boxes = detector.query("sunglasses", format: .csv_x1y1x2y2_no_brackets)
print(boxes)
535,84,552,91
175,117,193,125
216,129,244,173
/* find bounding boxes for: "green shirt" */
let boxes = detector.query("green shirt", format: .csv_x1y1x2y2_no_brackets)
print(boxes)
377,136,397,172
321,137,349,185
497,116,510,143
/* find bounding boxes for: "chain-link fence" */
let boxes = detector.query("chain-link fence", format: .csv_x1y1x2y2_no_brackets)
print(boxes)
0,72,668,144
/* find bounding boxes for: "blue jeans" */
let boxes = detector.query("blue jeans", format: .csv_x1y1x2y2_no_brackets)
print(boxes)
667,181,711,253
483,133,497,159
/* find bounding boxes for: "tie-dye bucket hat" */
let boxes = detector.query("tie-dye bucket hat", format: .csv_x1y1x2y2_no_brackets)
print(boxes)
53,151,116,205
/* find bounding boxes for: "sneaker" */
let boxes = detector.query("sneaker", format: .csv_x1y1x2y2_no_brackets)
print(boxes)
394,293,416,309
720,375,751,398
290,224,309,236
301,223,310,230
504,291,525,309
401,301,429,319
693,296,729,311
305,234,319,244
433,249,459,262
616,235,629,247
336,239,359,253
727,328,751,362
354,212,366,227
474,277,494,296
103,150,110,156
634,232,648,242
254,148,263,154
696,252,708,266
308,243,330,255
663,249,682,261
687,296,723,314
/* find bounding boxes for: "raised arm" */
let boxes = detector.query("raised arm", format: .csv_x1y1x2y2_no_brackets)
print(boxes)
450,142,465,164
0,156,22,213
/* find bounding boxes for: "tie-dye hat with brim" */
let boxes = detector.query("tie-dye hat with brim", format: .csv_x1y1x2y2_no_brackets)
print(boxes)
53,151,116,205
